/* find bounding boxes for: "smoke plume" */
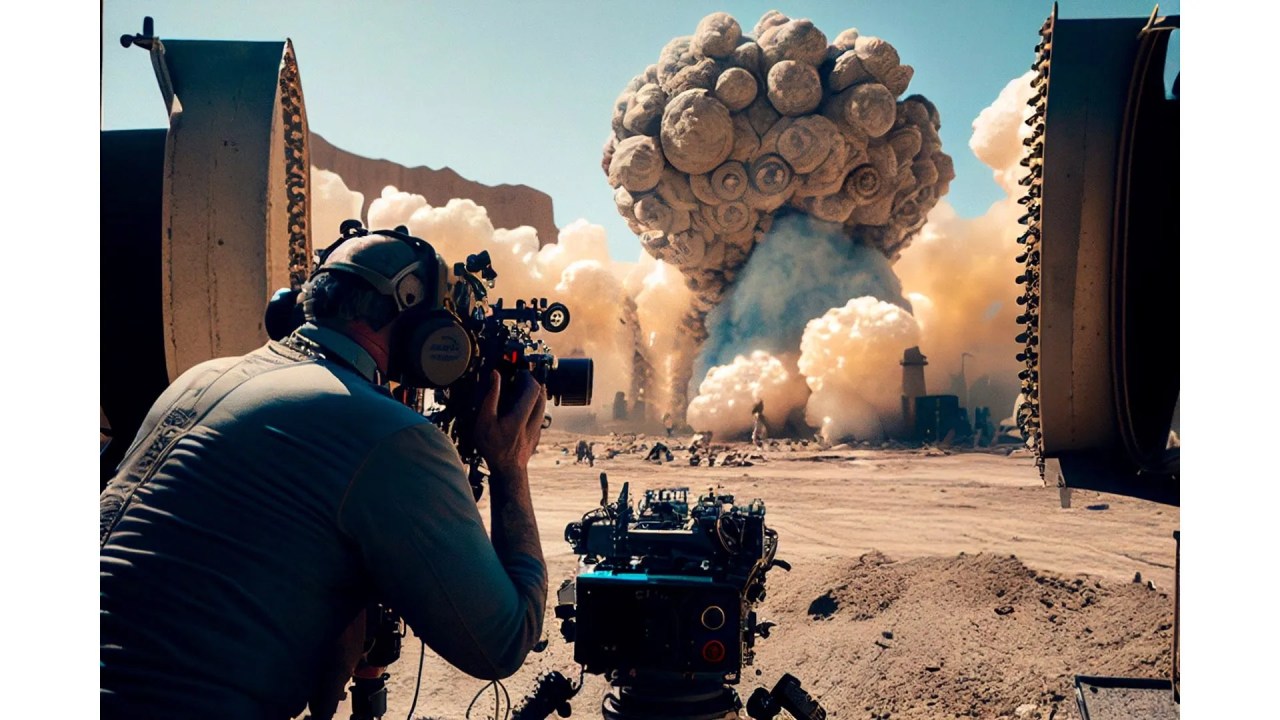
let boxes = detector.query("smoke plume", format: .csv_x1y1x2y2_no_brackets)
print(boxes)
695,211,908,386
306,59,1037,439
604,10,954,319
892,72,1034,420
798,297,922,442
685,350,808,438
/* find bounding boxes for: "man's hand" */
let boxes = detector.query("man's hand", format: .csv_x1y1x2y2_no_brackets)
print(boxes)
473,369,547,476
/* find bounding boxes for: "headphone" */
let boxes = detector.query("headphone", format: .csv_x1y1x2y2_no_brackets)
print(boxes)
270,219,475,388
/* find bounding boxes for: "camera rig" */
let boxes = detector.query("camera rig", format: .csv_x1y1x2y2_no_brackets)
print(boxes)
564,482,777,685
428,249,593,500
514,475,825,720
308,235,594,720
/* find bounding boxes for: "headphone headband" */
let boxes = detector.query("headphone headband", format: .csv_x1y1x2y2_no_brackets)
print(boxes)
301,219,475,388
310,222,443,314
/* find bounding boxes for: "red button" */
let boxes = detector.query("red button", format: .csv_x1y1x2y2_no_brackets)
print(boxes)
701,640,726,663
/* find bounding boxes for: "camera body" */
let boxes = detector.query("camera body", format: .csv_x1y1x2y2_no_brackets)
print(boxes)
430,250,594,498
559,483,781,686
445,249,593,408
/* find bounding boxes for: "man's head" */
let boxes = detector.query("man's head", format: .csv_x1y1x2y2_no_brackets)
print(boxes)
303,233,438,332
301,228,473,387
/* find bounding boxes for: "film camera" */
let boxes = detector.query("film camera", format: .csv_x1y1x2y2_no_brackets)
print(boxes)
427,247,594,499
514,477,825,720
268,222,594,500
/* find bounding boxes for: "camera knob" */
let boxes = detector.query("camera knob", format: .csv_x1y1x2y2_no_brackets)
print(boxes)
541,303,571,332
701,605,726,630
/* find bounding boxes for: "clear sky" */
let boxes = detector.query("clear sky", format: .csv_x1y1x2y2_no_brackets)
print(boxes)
101,0,1179,261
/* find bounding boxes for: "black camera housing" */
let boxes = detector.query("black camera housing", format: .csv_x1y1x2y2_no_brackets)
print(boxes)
430,251,594,499
574,572,744,681
448,251,593,408
559,483,781,686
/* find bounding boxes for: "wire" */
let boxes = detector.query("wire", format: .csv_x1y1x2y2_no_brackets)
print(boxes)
405,640,425,720
465,679,512,720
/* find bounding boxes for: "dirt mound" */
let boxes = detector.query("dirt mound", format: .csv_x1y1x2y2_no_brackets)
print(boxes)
754,552,1174,719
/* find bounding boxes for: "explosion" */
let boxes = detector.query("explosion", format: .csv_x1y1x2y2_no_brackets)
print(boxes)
308,11,1034,442
602,10,959,436
603,10,954,319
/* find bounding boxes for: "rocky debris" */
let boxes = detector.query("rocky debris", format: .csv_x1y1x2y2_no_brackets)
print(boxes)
756,552,1174,719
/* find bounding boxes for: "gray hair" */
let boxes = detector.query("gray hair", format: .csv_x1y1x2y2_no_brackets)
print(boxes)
302,271,399,331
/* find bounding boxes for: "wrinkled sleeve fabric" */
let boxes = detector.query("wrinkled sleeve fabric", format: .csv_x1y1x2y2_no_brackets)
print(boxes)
337,423,546,679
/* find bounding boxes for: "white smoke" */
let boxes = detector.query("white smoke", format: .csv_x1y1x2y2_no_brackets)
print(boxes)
970,71,1038,195
311,180,701,426
310,168,364,249
685,350,808,438
798,297,921,442
627,255,696,419
893,72,1033,415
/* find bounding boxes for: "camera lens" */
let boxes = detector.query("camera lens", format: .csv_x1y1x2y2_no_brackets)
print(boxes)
547,358,593,406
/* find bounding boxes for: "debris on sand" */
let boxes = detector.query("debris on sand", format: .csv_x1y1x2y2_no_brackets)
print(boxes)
760,552,1173,719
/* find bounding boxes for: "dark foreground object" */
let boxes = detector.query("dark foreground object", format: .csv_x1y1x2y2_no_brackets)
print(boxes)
1075,675,1178,720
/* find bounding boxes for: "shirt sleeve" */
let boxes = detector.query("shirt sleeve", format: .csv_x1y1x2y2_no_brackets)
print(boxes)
337,423,547,679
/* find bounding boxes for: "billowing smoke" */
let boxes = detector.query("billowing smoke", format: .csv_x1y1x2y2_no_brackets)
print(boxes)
311,169,364,250
604,10,954,427
603,12,1034,439
695,211,908,385
798,297,921,442
626,256,697,420
685,350,808,438
603,10,954,320
891,72,1034,419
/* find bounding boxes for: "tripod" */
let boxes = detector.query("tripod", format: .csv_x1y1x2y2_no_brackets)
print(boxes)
602,681,740,720
513,673,824,720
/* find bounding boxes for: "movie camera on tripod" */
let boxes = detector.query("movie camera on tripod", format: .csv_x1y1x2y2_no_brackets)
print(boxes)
513,475,826,720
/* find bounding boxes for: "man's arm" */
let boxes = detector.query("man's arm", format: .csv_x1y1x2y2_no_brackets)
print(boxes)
337,371,548,680
475,370,548,573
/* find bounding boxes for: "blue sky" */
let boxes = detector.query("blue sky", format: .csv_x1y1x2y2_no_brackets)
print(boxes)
101,0,1179,261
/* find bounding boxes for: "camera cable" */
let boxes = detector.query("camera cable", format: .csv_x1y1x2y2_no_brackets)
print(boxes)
466,678,512,720
405,640,425,720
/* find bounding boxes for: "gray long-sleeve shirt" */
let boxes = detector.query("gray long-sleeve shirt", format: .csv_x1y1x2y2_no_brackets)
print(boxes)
100,328,546,719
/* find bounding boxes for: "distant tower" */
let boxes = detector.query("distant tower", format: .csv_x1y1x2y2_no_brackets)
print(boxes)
901,347,928,433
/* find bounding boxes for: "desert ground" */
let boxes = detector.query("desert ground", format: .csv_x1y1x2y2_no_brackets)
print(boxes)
331,429,1178,720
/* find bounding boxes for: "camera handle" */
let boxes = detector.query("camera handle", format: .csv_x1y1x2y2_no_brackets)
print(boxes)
511,671,579,719
746,673,827,720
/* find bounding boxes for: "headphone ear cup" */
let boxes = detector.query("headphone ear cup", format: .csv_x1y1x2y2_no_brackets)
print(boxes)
265,288,303,341
395,312,475,388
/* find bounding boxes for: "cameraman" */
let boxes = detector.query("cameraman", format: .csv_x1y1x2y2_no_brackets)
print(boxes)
100,233,548,719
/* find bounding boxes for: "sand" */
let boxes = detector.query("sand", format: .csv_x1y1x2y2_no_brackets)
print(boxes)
328,430,1178,720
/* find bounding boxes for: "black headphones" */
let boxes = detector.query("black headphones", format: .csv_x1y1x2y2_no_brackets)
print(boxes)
269,219,475,388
